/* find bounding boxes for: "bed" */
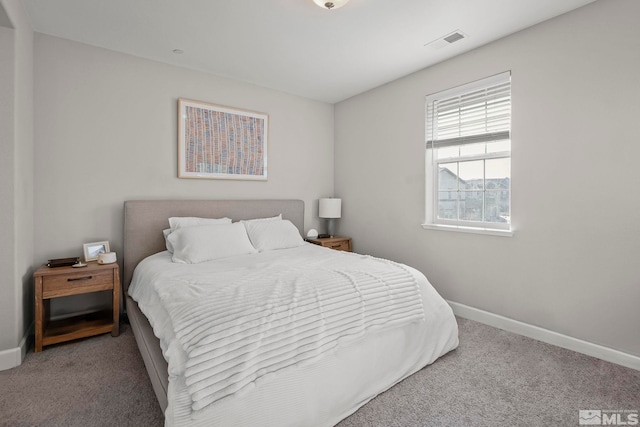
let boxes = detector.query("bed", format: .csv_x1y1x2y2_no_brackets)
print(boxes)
123,199,458,426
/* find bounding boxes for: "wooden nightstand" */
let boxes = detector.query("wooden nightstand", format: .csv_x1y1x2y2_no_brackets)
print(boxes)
307,236,352,252
33,262,120,352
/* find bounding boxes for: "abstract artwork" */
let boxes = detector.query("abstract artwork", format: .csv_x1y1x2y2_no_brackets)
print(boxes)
178,99,268,180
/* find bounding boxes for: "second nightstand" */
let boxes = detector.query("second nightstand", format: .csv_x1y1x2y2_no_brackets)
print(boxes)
307,236,352,252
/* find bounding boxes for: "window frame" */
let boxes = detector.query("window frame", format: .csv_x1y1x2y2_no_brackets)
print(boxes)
423,72,513,236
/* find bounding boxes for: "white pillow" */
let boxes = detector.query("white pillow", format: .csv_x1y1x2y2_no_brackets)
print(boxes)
240,214,282,225
169,216,232,230
243,219,304,252
163,228,174,253
168,222,257,264
165,217,232,253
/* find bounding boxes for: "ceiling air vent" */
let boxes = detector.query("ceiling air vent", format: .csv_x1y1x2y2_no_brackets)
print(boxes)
425,30,467,50
444,32,465,43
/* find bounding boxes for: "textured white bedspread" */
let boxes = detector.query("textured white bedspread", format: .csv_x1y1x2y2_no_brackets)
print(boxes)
129,244,458,426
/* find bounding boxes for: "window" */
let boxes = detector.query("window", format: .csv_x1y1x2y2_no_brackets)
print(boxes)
424,72,511,235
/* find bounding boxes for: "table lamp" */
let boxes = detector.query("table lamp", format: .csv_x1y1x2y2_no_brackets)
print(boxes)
319,198,342,237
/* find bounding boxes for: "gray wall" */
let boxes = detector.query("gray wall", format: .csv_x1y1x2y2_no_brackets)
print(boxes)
335,0,640,356
33,35,334,315
0,0,34,356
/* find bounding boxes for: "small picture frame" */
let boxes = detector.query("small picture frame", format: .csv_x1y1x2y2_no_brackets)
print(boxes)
83,241,110,262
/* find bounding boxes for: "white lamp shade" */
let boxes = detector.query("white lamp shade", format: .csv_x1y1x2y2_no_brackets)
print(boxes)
319,198,342,218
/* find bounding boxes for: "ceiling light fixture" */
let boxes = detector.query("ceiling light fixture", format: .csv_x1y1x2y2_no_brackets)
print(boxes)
313,0,349,10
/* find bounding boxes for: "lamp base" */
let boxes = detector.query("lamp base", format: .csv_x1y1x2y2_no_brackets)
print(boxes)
326,218,338,238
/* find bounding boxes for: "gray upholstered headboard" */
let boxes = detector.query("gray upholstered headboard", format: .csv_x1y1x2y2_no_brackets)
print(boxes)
123,199,305,291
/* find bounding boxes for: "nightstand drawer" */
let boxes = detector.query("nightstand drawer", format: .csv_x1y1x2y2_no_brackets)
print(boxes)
307,236,352,252
326,240,351,251
43,269,114,298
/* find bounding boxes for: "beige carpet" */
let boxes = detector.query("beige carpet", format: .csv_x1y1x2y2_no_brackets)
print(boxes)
0,321,164,427
1,317,638,426
338,318,640,426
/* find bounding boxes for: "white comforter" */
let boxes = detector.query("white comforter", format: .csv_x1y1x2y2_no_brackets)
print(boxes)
129,244,458,426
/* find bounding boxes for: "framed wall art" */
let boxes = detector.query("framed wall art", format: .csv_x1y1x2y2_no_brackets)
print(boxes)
178,98,268,180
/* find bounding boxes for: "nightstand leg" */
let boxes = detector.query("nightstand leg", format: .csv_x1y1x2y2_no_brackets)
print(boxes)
111,269,120,337
34,277,43,352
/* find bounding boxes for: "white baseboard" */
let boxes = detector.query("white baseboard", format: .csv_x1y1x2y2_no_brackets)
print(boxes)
0,321,33,372
447,300,640,372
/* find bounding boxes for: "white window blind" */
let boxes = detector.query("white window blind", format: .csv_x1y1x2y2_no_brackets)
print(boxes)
426,73,511,149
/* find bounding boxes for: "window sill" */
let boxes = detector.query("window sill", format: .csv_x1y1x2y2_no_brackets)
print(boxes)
421,223,514,237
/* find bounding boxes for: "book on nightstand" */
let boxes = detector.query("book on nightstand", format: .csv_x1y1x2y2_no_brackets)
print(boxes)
47,257,80,268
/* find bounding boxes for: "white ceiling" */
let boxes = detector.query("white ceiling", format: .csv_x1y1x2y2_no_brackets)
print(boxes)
22,0,596,103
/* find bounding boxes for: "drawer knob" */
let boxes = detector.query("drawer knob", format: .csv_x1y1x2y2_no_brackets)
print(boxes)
67,275,93,282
